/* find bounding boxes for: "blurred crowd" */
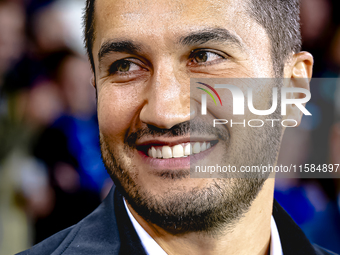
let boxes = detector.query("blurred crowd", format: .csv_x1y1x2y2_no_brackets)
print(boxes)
274,0,340,253
0,0,111,254
0,0,339,254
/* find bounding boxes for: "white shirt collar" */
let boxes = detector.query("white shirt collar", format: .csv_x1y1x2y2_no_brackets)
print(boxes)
270,214,283,255
124,200,167,255
124,199,283,255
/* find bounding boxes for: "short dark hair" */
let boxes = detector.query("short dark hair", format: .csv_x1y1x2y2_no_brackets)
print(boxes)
83,0,96,73
83,0,301,76
247,0,301,76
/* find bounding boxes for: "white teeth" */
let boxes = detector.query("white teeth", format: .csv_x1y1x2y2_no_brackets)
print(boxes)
162,146,172,159
148,142,213,158
156,148,162,158
151,147,157,158
193,142,201,154
172,145,184,158
184,144,192,156
201,142,207,151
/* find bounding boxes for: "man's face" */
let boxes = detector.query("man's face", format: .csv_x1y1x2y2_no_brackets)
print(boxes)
93,0,282,232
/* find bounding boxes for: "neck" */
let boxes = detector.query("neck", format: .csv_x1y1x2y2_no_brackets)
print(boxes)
126,178,275,255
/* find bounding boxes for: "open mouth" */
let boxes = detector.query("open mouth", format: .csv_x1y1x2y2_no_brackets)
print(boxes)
137,140,218,159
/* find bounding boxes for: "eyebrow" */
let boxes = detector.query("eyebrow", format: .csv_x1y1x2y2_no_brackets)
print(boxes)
98,40,142,64
97,28,244,67
178,28,243,48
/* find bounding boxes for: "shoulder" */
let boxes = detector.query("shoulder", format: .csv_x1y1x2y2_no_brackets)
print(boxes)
16,187,123,255
273,200,338,255
313,244,338,255
16,226,76,255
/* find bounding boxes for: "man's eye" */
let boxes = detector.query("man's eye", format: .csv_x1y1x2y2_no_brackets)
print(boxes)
192,51,224,64
109,60,141,74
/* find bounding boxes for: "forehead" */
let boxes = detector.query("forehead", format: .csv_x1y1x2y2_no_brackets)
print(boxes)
95,0,243,26
93,0,271,72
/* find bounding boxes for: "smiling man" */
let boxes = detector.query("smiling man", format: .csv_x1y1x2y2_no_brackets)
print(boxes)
18,0,336,255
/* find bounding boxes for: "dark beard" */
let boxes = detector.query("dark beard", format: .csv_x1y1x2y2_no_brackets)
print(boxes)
100,115,281,234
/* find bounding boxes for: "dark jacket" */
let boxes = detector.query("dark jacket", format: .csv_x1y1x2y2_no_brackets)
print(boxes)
17,186,337,255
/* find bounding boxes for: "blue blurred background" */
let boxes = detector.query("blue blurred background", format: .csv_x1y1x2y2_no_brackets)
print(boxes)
0,0,339,254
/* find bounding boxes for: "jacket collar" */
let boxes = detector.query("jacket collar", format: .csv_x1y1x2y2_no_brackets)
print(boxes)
272,199,318,255
61,186,146,255
65,187,318,255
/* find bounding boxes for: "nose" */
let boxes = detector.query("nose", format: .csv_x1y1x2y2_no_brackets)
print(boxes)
139,62,193,129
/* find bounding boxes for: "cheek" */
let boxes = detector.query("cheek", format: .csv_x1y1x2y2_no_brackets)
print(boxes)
97,85,144,138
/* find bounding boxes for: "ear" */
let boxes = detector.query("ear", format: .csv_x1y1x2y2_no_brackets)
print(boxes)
90,75,96,89
283,51,314,126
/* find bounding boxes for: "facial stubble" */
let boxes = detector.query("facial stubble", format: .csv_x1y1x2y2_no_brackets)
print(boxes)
100,114,282,234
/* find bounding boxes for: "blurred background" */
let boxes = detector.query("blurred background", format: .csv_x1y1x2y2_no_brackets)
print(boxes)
0,0,339,254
